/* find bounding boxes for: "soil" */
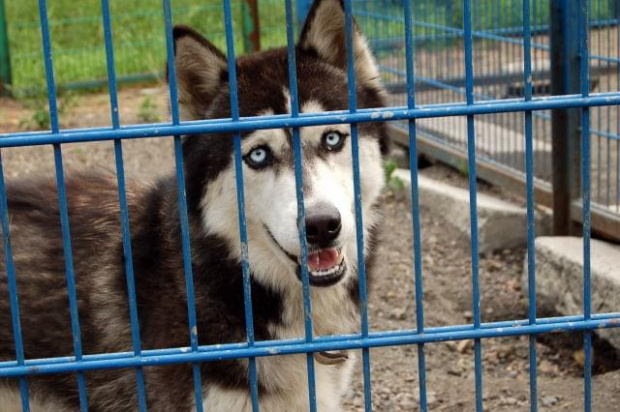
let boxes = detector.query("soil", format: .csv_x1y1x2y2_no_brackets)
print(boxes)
1,87,620,410
0,87,174,182
342,190,620,411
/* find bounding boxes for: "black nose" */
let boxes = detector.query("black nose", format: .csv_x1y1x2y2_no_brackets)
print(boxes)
305,203,341,245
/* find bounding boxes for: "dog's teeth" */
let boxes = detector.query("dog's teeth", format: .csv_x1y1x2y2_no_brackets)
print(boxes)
308,256,344,277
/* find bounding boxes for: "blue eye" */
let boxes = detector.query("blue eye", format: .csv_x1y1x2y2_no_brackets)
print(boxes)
245,145,272,169
323,131,345,151
250,148,267,163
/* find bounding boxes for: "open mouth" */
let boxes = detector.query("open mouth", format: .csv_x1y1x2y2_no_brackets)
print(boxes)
265,225,347,287
296,247,347,287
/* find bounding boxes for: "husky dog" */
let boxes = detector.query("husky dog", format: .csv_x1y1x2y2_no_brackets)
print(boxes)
0,0,388,410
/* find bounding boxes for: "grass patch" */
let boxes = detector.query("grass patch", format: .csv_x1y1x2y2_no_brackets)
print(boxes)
138,96,160,123
5,0,617,92
6,0,290,91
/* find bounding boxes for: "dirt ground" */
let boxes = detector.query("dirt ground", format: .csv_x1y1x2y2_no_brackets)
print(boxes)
1,88,620,411
0,86,174,182
342,189,620,411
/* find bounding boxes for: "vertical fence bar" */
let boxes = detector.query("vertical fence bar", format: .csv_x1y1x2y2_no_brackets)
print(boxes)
162,1,204,410
0,0,10,94
550,0,582,235
522,1,538,411
511,0,519,165
482,1,491,154
403,0,427,411
100,0,148,409
462,1,483,411
344,1,372,410
231,126,261,410
101,0,119,130
595,0,602,205
37,0,58,134
0,152,30,411
617,2,620,213
51,145,89,412
605,4,611,208
112,141,149,411
222,0,260,408
284,0,317,409
578,1,592,410
296,0,312,25
37,0,89,410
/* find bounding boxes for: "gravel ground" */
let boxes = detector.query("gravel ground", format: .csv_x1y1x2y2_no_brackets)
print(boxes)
2,88,620,410
342,191,620,411
0,87,175,182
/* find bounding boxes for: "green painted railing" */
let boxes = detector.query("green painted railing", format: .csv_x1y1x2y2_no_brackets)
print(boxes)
0,0,11,93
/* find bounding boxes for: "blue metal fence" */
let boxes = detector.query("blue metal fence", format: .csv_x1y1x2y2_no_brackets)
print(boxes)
0,0,620,411
359,0,620,239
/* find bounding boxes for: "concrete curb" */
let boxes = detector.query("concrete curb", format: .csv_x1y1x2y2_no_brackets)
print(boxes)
393,168,549,253
524,236,620,350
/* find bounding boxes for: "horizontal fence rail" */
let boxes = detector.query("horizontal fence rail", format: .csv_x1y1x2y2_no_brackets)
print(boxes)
0,1,619,412
2,93,620,144
1,313,619,377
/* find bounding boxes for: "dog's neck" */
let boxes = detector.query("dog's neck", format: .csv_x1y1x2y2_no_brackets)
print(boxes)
190,229,361,341
273,279,361,340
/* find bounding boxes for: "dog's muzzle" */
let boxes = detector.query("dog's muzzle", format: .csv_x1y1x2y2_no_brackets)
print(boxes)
265,225,347,287
295,247,346,287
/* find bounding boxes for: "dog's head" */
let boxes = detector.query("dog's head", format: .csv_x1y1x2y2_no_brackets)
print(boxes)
171,0,388,291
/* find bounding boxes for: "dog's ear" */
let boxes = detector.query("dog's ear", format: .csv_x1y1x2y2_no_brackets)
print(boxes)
298,0,381,90
169,25,228,120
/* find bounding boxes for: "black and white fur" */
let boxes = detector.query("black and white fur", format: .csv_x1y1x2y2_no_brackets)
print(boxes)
0,0,389,410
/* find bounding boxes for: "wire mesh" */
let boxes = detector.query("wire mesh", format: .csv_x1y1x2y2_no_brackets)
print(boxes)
357,0,620,220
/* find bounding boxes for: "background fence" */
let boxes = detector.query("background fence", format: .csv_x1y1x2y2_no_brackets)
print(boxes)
0,0,620,411
355,0,620,239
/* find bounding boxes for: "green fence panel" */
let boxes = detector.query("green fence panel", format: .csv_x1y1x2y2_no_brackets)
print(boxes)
0,0,11,92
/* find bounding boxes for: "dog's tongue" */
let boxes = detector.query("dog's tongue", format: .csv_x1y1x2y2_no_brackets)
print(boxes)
308,248,339,271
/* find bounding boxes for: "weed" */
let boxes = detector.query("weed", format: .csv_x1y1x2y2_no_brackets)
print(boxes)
384,158,405,195
138,96,160,123
457,159,469,179
18,89,79,131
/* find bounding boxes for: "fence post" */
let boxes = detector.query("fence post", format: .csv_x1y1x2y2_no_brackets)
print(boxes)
296,0,312,24
242,0,260,53
550,0,581,235
0,0,11,94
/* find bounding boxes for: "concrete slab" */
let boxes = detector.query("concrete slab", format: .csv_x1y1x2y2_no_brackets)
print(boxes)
393,169,547,254
526,236,620,350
